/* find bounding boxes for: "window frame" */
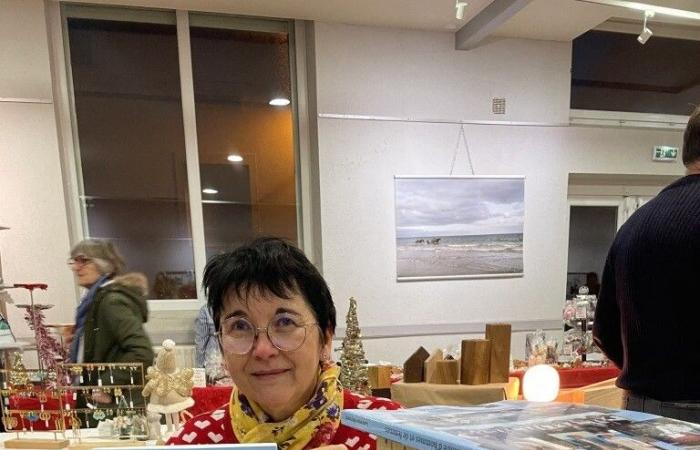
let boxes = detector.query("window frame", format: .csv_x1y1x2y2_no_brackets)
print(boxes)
49,4,316,311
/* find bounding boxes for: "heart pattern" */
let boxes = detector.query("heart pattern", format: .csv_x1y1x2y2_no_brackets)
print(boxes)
181,432,197,443
208,432,224,443
357,399,372,409
211,409,225,421
194,420,211,429
164,390,402,450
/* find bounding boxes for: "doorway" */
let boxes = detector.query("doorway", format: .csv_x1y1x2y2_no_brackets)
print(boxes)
565,202,620,299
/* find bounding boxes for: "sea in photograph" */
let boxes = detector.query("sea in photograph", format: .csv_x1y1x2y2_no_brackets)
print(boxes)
396,233,523,278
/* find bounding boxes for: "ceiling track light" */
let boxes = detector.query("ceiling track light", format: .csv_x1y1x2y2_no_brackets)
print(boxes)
637,10,654,44
456,1,468,20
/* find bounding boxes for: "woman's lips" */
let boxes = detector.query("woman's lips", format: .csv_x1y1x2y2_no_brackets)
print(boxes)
251,368,290,379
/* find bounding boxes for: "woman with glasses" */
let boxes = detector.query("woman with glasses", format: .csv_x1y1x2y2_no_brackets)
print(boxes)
167,237,400,450
67,239,154,406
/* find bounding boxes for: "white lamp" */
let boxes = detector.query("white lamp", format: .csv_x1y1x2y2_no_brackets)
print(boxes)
522,364,560,402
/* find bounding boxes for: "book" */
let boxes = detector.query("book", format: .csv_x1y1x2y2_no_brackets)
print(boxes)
342,400,700,449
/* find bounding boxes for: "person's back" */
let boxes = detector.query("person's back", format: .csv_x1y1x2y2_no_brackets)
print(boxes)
594,105,700,423
595,176,700,400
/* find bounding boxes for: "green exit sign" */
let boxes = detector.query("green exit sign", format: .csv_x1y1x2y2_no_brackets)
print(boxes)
653,145,678,162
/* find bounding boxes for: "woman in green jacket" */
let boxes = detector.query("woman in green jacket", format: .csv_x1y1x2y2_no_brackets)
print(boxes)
67,239,154,408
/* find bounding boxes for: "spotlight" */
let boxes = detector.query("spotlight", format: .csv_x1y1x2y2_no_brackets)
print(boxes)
637,10,654,45
456,1,468,20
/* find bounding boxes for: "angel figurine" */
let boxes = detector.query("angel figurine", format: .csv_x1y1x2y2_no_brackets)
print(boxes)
142,339,194,432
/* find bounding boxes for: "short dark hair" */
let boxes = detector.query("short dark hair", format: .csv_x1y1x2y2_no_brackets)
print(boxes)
683,105,700,165
203,237,336,343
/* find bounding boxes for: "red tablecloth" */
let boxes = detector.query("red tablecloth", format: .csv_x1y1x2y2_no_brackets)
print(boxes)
509,366,621,394
8,392,76,431
189,386,233,417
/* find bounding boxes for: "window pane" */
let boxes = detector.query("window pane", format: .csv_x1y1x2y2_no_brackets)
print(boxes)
571,30,700,115
67,17,197,299
190,22,298,258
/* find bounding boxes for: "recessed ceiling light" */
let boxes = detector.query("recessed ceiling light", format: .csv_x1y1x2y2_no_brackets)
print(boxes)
227,154,243,163
269,98,290,106
456,1,468,20
202,188,218,195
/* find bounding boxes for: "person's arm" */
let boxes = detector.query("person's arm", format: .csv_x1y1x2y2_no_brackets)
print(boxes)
100,294,155,366
194,307,209,368
593,251,624,367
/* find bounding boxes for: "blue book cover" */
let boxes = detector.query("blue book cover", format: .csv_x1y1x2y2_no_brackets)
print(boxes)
342,401,700,450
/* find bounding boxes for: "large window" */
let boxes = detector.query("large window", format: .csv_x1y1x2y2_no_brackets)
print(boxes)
64,7,299,301
571,30,700,116
189,16,297,259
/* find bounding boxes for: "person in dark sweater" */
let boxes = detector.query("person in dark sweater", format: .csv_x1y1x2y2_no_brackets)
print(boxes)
593,106,700,424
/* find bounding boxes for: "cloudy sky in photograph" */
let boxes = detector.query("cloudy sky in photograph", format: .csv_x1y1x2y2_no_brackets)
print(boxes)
395,177,524,238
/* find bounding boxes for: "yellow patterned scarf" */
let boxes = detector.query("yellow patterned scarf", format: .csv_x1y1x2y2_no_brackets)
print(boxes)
230,364,344,450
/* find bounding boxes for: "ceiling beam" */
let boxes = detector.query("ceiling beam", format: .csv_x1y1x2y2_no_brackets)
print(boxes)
455,0,533,50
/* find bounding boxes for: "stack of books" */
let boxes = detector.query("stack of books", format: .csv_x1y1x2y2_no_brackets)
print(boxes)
343,401,700,449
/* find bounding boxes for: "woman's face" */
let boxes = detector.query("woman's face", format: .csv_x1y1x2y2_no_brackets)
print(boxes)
69,255,102,288
220,288,331,422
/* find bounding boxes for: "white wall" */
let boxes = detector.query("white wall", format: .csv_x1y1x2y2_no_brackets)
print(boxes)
0,3,690,367
314,22,686,364
0,0,77,351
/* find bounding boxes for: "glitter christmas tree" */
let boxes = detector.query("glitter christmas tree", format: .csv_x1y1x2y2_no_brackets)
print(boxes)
339,297,370,395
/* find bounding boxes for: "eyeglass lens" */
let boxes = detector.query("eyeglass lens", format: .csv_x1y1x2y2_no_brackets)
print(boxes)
220,314,309,354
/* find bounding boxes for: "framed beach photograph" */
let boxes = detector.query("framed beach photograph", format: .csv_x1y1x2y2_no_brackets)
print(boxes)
394,176,525,281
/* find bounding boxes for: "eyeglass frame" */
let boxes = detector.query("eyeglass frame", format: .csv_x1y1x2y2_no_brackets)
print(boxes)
217,314,321,355
67,255,94,267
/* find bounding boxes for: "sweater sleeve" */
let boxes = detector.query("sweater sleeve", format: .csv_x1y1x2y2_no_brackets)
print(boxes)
593,252,624,368
166,407,234,445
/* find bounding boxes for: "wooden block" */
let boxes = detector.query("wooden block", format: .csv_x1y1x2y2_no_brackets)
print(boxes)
403,346,430,383
433,359,459,384
580,377,624,409
5,439,70,449
368,364,393,389
377,438,393,450
423,349,444,383
485,323,511,383
460,339,491,385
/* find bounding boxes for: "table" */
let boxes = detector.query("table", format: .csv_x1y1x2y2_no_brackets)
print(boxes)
390,378,520,408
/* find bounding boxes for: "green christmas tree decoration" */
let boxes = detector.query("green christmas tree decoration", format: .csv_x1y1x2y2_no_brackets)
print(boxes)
339,297,370,395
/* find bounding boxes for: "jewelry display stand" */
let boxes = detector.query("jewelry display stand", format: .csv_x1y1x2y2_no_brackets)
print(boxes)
0,361,148,449
58,362,147,449
0,361,69,449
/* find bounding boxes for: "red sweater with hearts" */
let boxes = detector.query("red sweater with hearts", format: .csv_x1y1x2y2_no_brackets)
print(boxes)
166,390,400,449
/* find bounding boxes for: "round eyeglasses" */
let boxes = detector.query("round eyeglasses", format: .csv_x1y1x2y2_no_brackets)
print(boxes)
218,313,319,355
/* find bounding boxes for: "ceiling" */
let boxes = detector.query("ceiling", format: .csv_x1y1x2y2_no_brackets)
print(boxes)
65,0,700,45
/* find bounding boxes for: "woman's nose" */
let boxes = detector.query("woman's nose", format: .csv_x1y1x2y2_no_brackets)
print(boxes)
250,330,279,359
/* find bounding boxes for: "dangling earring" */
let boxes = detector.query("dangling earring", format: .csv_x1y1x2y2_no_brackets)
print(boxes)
320,352,333,370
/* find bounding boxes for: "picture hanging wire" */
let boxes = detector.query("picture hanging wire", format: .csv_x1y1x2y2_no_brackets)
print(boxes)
449,124,475,176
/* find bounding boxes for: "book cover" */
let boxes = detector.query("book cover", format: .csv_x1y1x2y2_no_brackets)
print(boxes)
342,401,700,450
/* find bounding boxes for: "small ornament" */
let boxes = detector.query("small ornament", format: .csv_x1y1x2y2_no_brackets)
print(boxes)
9,352,30,388
142,339,194,432
93,409,106,421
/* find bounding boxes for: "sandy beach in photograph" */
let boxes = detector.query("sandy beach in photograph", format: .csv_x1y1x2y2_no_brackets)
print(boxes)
397,233,523,278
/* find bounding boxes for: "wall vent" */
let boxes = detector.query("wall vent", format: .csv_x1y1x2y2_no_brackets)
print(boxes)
492,98,506,114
